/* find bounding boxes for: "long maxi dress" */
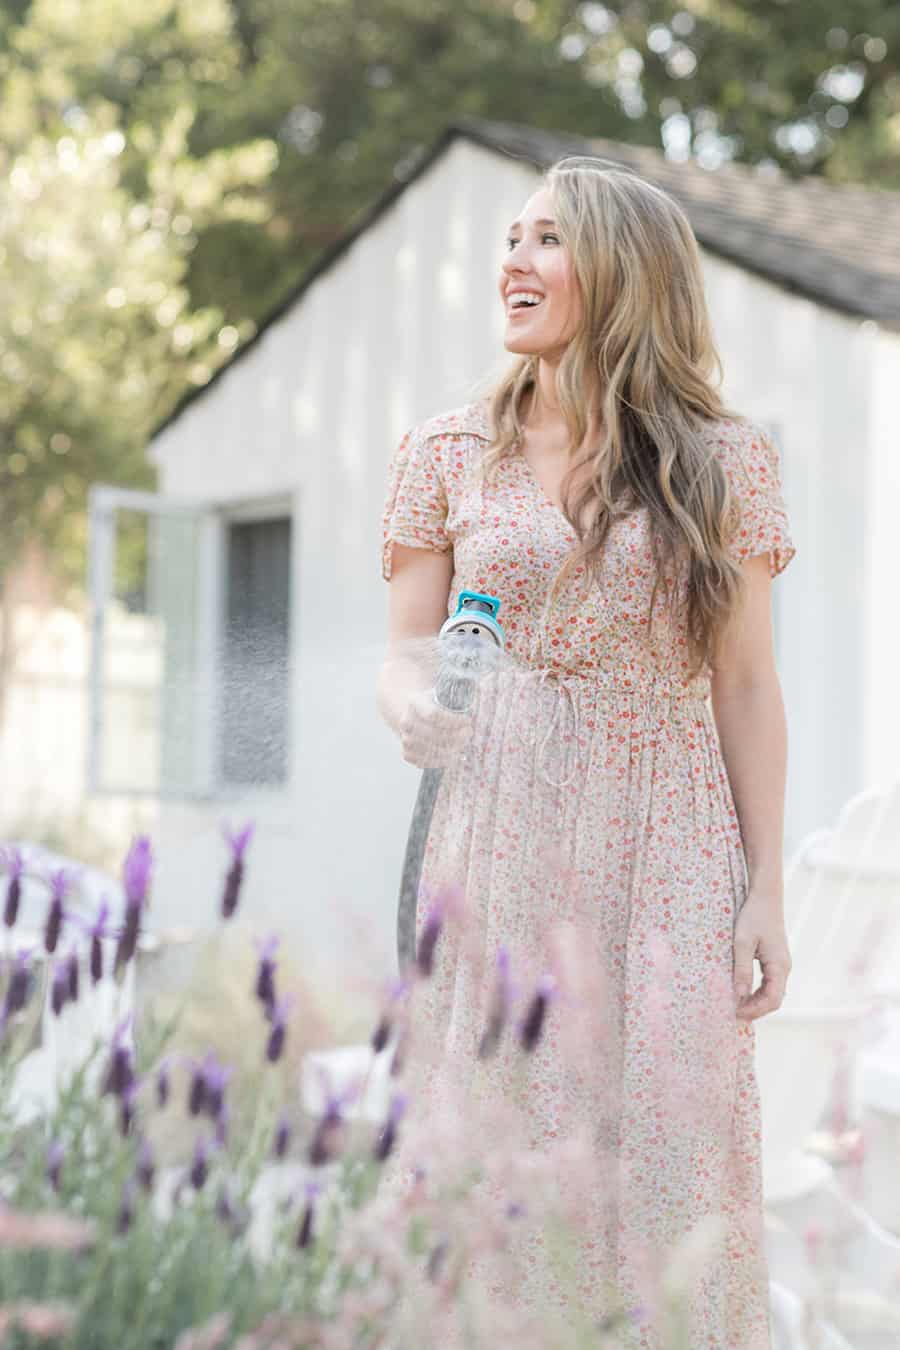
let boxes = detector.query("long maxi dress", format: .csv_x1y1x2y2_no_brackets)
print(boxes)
379,398,796,1350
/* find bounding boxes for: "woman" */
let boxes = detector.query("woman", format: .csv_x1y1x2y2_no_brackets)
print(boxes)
377,155,795,1349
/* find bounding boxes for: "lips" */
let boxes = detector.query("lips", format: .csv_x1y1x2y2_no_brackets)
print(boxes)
506,291,545,316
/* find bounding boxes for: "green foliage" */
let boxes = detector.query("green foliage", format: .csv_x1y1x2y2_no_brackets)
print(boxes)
0,0,897,598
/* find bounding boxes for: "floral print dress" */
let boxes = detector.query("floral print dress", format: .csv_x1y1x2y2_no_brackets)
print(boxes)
380,398,796,1349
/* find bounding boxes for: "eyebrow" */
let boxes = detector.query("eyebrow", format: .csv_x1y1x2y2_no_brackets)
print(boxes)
506,217,558,232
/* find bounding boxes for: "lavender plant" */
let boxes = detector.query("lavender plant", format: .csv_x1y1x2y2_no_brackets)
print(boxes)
0,833,775,1349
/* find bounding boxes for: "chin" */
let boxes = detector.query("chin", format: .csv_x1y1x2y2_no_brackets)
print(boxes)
502,336,545,355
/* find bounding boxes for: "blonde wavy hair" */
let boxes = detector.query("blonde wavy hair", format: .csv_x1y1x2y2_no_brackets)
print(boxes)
470,154,752,682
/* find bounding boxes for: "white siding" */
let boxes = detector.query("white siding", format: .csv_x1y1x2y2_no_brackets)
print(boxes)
140,137,890,982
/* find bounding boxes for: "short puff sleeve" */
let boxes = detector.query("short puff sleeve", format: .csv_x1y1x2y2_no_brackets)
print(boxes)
722,421,797,579
381,423,451,582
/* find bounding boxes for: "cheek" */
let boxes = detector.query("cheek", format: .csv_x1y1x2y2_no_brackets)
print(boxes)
550,257,581,324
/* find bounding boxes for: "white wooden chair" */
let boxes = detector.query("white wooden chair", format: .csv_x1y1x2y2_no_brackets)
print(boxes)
754,779,900,1333
757,781,900,1195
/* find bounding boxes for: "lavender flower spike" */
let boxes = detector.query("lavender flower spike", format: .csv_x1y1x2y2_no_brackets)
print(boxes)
478,945,513,1060
115,836,152,974
88,900,111,984
2,847,24,929
119,1081,138,1137
43,870,70,954
123,835,153,907
190,1136,211,1190
2,948,34,1023
187,1060,208,1117
273,1115,291,1160
308,1071,360,1167
416,897,445,978
295,1179,323,1250
253,934,279,1015
155,1057,171,1109
371,976,411,1055
116,1178,136,1235
221,821,255,920
265,994,294,1064
65,948,80,1004
519,972,559,1053
101,1015,136,1098
46,1140,65,1193
136,1138,155,1192
50,962,69,1018
373,1092,409,1163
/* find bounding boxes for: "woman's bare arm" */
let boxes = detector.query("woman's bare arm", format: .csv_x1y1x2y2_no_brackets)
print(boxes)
709,553,787,901
376,544,454,738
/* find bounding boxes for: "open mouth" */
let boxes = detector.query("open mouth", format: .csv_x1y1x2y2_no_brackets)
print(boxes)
507,292,544,315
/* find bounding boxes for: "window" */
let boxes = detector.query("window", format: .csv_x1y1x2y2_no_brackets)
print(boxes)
220,517,291,787
87,487,293,799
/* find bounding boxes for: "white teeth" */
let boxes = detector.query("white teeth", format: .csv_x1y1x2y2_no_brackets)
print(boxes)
508,291,543,307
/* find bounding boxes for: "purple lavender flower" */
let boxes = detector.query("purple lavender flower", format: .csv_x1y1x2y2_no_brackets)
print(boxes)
119,1081,138,1137
50,962,69,1018
116,1178,135,1235
296,1199,314,1249
220,821,254,920
295,1178,323,1251
2,949,33,1021
155,1058,170,1109
88,901,111,984
308,1070,360,1167
253,935,279,1015
65,948,79,1004
187,1061,207,1117
2,848,24,929
265,994,294,1064
416,898,444,978
115,836,152,973
273,1115,291,1160
136,1137,155,1192
389,1020,410,1078
189,1136,211,1190
101,1016,135,1098
46,1140,65,1192
201,1053,232,1120
371,976,410,1056
478,945,513,1060
43,870,70,954
519,972,558,1053
373,1093,408,1163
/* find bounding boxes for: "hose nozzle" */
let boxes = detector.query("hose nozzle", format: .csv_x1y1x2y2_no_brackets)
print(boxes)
433,590,505,713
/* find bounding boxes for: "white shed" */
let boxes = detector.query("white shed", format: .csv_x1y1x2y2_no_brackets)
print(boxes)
87,115,900,989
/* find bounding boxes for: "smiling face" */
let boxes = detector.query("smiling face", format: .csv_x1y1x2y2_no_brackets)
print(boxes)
498,185,583,362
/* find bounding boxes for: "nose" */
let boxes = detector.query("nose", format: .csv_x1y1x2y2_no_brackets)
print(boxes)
501,242,533,286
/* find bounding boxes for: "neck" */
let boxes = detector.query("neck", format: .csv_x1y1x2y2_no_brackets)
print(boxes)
525,360,604,443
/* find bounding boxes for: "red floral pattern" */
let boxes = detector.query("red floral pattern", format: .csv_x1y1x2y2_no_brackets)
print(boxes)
380,399,795,1347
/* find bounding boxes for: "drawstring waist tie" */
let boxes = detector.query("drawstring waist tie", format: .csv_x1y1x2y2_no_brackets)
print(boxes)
508,665,712,790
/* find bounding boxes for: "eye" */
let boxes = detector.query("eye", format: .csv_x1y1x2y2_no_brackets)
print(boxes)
505,233,559,249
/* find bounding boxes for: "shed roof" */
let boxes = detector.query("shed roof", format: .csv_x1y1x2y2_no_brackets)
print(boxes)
151,115,900,442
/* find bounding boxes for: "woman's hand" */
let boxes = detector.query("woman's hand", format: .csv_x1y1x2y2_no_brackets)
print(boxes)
399,688,474,769
733,888,792,1021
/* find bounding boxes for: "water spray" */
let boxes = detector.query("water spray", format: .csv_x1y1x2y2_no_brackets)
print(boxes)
396,590,505,972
